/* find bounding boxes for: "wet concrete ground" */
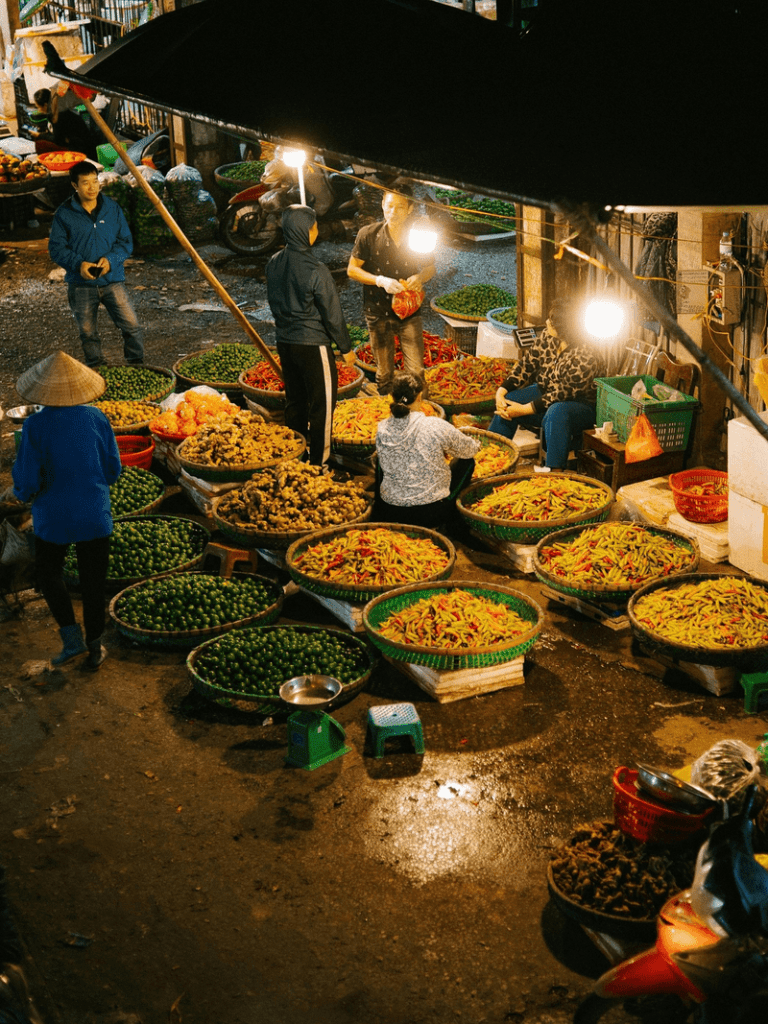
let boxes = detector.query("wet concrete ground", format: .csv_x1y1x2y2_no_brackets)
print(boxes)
1,228,766,1024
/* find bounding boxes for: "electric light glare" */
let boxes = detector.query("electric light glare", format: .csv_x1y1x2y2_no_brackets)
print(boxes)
409,227,437,254
283,148,306,168
584,299,624,339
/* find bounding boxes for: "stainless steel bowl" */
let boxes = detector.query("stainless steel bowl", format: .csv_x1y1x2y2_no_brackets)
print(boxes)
279,675,342,710
635,762,718,814
6,405,42,424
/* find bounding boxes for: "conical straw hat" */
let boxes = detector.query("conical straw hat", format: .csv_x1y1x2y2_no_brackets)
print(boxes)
16,351,106,407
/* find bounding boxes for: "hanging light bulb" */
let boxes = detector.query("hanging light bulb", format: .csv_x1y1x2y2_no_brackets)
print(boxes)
282,148,307,205
584,299,625,339
409,205,437,254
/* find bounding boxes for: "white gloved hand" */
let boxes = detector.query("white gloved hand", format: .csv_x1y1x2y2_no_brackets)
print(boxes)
375,275,404,294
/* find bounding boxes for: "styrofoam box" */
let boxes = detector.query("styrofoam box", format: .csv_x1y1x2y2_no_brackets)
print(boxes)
727,410,768,506
476,320,520,361
728,489,768,581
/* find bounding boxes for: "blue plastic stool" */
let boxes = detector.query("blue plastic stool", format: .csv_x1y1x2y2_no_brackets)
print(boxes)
739,672,768,715
367,703,425,758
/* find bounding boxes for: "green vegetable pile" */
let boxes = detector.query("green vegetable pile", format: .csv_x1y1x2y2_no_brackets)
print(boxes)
110,467,164,517
219,160,268,182
346,324,370,347
116,573,275,632
192,626,369,697
65,517,205,582
488,304,518,325
435,189,516,231
98,365,174,403
177,344,262,384
434,284,516,318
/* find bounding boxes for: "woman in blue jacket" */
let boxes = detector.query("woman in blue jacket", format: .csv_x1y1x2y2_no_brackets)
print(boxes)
11,352,121,670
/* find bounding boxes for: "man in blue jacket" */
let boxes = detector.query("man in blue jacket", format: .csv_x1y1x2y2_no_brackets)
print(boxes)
48,160,144,368
266,205,356,468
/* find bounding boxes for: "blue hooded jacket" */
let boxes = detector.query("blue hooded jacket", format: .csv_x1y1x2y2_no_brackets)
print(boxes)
266,206,351,352
49,193,133,286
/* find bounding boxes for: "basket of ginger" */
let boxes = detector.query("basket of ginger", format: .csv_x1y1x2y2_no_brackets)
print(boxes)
149,391,239,443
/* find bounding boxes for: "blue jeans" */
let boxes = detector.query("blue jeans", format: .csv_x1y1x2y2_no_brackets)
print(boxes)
488,384,596,469
67,281,144,367
364,313,424,395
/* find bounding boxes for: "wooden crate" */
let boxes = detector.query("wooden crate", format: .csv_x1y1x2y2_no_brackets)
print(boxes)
386,654,525,703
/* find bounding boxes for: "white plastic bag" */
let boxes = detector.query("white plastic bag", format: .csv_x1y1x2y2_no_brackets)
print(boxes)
690,739,761,802
159,385,230,412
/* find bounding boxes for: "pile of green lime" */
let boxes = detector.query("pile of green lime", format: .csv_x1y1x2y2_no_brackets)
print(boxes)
489,303,518,326
116,573,275,632
346,324,369,347
434,284,516,318
435,189,516,231
65,516,205,582
177,345,262,384
219,160,268,182
111,467,164,517
192,626,369,697
97,365,174,403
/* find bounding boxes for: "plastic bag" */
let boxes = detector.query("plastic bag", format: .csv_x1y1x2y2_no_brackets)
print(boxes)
624,413,663,463
0,520,32,566
391,288,424,320
652,383,683,403
631,379,653,402
690,739,761,803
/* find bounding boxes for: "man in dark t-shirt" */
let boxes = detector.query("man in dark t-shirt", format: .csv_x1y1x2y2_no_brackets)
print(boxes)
31,88,99,162
347,189,435,395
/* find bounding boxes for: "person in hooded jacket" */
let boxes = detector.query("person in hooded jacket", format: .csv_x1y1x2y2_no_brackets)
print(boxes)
375,373,480,528
266,205,357,467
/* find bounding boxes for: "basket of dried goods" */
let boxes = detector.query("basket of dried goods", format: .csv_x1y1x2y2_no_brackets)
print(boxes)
213,461,374,550
239,356,364,410
286,523,456,603
547,819,700,942
96,364,176,404
457,472,614,546
669,469,728,524
0,154,49,194
534,522,699,604
177,410,306,482
110,570,283,650
187,624,376,708
363,581,543,672
64,515,209,590
486,306,517,334
331,394,445,460
149,390,240,443
425,356,512,417
110,466,167,517
612,767,715,845
460,428,519,480
92,399,161,434
173,344,264,394
628,572,768,671
353,329,460,381
431,283,516,323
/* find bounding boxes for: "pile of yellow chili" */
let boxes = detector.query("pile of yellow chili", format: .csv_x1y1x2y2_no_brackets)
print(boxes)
292,528,450,587
539,523,694,589
633,576,768,649
472,442,514,479
332,395,438,444
425,356,510,403
378,589,531,649
468,476,607,522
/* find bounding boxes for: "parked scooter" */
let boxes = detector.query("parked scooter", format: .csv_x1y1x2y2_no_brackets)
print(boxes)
218,148,359,256
588,785,768,1024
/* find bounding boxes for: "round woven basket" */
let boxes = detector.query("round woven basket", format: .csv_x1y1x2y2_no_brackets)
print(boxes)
213,160,267,194
331,398,446,460
173,346,263,394
669,469,728,524
177,429,307,483
461,428,519,479
93,402,162,435
424,358,511,418
533,523,700,604
239,362,365,411
285,522,456,603
362,580,544,672
97,364,176,405
110,468,166,518
212,493,375,551
430,297,486,323
0,169,50,195
627,572,768,670
457,471,615,546
109,571,284,650
186,624,376,705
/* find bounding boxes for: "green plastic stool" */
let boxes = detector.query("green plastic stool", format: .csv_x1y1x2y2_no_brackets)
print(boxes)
367,703,425,758
739,672,768,714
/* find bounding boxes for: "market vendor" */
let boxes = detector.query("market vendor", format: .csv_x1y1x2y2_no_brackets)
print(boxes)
375,373,480,528
266,204,357,468
347,187,435,396
487,299,603,469
30,88,99,162
9,351,121,670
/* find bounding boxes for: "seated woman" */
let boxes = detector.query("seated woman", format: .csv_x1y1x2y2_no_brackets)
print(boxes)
487,298,603,469
375,373,480,528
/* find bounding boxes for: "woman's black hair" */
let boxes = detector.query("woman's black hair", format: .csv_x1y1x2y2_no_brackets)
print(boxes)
33,88,51,108
390,373,421,418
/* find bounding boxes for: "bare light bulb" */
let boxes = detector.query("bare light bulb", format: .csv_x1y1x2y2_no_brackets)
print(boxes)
409,216,437,254
584,300,625,339
283,148,306,168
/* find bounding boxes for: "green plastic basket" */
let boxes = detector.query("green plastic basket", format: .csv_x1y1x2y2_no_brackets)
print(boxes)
362,581,544,671
595,375,699,451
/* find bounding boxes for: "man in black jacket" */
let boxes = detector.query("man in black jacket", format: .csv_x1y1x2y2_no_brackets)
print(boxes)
266,205,356,468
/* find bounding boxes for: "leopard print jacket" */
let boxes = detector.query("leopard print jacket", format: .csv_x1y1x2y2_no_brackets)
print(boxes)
501,328,603,409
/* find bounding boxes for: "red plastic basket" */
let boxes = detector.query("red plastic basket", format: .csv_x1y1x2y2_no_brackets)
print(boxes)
117,435,155,470
612,766,713,843
668,469,728,524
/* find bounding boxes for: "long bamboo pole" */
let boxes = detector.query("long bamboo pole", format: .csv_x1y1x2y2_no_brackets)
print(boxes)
81,96,282,378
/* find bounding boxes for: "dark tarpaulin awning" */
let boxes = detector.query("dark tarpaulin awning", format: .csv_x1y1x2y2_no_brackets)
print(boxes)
45,0,768,212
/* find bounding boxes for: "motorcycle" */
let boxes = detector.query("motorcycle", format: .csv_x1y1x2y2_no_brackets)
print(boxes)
586,785,768,1024
218,148,359,256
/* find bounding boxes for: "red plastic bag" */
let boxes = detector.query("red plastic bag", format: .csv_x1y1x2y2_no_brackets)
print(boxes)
624,413,663,463
391,288,424,320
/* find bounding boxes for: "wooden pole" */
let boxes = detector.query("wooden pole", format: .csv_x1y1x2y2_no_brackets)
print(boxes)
81,95,282,378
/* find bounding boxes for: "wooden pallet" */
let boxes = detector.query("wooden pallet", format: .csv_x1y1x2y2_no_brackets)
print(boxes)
540,585,630,631
386,654,525,703
469,529,537,573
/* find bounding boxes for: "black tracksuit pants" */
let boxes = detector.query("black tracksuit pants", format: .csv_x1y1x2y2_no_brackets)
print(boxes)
277,342,338,467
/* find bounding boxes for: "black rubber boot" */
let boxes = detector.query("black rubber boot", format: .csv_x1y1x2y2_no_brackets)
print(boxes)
51,624,87,666
85,638,107,671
